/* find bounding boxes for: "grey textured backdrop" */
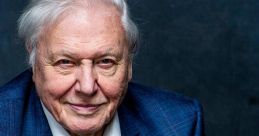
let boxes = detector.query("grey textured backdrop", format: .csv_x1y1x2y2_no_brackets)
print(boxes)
1,0,259,135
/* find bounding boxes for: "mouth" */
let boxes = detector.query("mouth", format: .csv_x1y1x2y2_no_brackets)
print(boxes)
67,103,104,115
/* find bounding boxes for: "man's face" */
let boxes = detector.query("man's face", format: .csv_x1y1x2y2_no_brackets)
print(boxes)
33,4,131,135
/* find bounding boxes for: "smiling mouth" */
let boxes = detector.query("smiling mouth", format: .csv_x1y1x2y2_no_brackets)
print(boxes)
68,103,104,115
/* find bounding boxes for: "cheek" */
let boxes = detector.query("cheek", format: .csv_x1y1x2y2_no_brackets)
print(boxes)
98,69,129,100
101,80,126,98
35,69,76,99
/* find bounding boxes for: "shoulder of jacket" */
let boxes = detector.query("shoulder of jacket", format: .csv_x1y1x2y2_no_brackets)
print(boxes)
0,69,33,100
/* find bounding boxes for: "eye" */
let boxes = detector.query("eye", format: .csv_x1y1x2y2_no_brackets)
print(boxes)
55,59,75,68
59,59,71,64
100,59,114,64
96,59,116,69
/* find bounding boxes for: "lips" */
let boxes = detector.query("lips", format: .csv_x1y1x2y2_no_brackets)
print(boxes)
67,103,104,115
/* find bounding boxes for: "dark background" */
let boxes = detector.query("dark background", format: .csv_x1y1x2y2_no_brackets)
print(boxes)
1,0,259,135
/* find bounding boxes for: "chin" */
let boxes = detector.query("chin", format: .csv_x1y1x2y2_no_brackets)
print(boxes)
60,111,110,135
65,121,105,135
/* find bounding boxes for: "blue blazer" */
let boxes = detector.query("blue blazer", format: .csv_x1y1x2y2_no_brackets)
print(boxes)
0,70,204,136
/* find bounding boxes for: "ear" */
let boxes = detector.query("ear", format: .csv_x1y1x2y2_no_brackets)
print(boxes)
26,43,36,82
26,42,33,53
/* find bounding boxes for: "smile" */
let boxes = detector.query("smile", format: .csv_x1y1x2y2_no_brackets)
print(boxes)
68,103,104,115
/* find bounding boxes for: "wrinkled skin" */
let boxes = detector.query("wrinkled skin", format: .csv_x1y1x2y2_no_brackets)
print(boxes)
33,2,132,136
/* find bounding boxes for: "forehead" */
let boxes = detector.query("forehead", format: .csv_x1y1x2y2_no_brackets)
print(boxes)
48,0,123,33
38,1,127,57
43,1,124,40
40,0,125,40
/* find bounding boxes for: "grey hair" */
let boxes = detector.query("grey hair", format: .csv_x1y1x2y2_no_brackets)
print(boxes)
18,0,139,67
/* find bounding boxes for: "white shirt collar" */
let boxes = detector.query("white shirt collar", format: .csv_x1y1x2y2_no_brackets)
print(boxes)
41,102,121,136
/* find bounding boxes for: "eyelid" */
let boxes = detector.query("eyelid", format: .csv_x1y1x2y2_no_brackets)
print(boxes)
96,58,117,64
94,58,117,70
54,58,77,68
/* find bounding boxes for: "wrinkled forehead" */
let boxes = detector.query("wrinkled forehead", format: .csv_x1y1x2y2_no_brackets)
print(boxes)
58,0,121,25
41,0,123,40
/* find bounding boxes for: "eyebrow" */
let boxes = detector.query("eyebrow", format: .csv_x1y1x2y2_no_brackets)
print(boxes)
47,47,123,61
95,47,121,56
47,49,79,61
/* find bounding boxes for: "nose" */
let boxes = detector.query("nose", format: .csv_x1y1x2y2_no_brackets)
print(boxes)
75,64,98,96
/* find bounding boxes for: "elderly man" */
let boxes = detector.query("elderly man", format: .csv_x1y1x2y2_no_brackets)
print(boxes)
0,0,204,135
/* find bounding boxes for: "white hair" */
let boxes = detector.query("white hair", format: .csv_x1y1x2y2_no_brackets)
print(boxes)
18,0,139,67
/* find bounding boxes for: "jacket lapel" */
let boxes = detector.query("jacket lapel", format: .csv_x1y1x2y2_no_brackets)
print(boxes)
22,86,52,136
118,106,141,136
118,88,145,136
